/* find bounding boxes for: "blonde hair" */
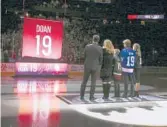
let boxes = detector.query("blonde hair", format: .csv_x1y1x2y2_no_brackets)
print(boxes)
123,39,131,47
103,39,114,54
133,43,141,57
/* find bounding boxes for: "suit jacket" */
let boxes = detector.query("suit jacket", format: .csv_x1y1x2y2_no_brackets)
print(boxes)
84,43,103,70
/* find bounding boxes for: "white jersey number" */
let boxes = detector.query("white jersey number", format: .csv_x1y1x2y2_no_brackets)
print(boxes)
36,35,52,56
126,56,135,67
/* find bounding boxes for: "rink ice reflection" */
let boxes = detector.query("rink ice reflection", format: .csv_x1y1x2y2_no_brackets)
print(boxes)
14,78,67,94
17,94,61,127
1,76,167,127
2,77,68,127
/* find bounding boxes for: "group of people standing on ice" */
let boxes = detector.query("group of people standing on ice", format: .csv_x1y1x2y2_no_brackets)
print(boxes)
80,35,142,101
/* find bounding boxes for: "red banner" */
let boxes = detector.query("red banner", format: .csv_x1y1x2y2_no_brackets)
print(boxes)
22,17,63,59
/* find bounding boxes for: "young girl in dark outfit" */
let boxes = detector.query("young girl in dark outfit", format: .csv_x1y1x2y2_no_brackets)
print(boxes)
113,49,122,97
133,43,142,97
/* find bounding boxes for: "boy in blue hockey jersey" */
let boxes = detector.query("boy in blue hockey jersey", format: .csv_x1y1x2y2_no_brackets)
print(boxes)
120,39,136,98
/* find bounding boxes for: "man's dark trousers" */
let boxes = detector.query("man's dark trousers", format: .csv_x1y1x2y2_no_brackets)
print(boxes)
80,67,98,99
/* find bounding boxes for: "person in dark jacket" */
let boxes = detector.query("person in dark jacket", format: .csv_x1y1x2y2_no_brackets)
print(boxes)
100,39,114,100
113,49,122,97
80,35,103,100
133,43,142,97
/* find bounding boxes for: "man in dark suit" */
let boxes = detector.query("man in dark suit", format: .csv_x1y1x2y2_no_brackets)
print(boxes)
80,35,103,100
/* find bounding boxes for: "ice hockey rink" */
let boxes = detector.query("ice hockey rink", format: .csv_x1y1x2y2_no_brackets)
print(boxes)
1,74,167,127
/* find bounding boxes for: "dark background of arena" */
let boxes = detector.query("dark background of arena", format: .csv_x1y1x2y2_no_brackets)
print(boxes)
1,0,167,66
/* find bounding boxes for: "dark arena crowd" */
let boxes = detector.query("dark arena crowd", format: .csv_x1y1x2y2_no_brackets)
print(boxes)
1,0,167,66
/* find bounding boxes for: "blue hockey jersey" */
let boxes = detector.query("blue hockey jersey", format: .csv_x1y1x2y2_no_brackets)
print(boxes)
120,48,136,73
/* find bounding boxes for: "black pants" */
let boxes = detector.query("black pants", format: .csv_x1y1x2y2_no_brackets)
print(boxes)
102,80,111,99
122,72,135,97
134,68,141,83
80,68,97,99
114,79,120,97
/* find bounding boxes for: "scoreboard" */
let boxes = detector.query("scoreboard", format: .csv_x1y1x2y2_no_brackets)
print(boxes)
128,14,164,20
22,17,63,59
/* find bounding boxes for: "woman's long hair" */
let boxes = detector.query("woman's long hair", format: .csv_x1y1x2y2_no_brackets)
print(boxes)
133,43,141,57
103,39,114,54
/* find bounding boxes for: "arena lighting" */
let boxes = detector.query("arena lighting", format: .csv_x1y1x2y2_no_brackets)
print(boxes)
71,101,167,126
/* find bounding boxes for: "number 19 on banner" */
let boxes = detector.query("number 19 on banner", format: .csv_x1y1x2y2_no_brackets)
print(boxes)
36,35,52,56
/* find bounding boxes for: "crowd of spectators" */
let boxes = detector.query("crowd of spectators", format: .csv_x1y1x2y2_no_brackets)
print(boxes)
1,16,167,66
1,17,98,64
1,0,167,66
39,0,67,9
1,30,22,62
37,0,165,15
